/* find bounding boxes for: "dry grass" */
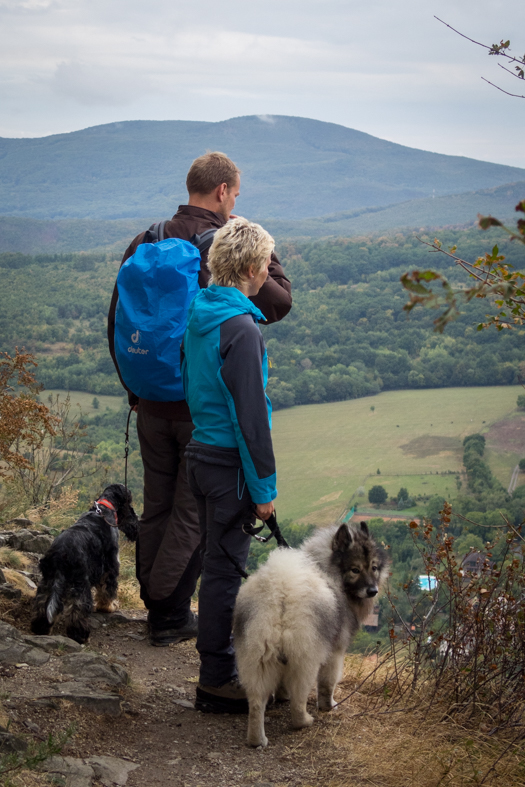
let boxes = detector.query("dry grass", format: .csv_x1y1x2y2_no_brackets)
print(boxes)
298,655,525,787
2,568,36,597
116,537,141,609
0,485,80,531
0,548,32,571
1,771,51,787
25,487,80,531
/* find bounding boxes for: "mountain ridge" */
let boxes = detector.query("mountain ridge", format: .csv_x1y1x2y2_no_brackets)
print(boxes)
1,115,523,222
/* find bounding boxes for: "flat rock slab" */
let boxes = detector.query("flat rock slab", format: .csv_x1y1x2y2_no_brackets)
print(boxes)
0,635,50,666
41,755,139,787
44,682,123,716
59,653,128,686
22,633,82,653
0,620,23,639
89,611,144,627
6,517,37,528
86,755,140,786
41,756,95,787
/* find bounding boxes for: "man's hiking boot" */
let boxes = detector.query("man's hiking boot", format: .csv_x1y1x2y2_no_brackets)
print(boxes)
195,679,249,714
148,611,198,647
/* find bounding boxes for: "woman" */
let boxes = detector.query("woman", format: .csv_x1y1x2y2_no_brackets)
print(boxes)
182,217,277,714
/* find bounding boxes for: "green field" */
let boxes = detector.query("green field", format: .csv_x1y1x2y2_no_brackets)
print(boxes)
39,386,525,523
271,386,525,523
39,389,125,416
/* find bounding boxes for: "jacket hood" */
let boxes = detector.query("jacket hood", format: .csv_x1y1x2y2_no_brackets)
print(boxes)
186,284,265,336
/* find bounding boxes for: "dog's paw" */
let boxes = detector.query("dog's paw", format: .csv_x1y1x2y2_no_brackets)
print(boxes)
247,734,268,748
95,600,119,613
291,711,314,729
318,696,336,712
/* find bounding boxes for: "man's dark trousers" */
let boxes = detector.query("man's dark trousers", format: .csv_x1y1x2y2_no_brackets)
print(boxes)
136,409,201,627
187,458,253,687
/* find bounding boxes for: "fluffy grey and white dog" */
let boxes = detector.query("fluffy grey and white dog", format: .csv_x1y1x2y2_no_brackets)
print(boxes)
233,521,389,747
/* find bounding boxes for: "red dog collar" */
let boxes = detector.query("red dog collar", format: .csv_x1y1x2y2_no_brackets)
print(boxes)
94,498,118,526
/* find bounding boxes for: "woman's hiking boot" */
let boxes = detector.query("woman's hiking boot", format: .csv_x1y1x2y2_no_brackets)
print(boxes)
195,679,249,714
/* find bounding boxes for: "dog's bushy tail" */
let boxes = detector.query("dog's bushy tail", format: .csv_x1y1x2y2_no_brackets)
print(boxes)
46,572,66,624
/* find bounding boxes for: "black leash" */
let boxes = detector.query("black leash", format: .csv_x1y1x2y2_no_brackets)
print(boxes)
242,512,290,549
124,406,133,492
219,509,290,579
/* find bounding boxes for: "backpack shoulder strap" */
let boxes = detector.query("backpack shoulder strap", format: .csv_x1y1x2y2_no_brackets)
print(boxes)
142,220,168,245
190,227,217,254
140,222,214,250
156,220,168,241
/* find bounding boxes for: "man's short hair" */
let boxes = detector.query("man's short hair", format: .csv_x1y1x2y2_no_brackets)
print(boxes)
186,152,241,196
208,217,274,288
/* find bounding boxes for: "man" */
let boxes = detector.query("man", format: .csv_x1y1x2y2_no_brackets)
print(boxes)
107,152,292,646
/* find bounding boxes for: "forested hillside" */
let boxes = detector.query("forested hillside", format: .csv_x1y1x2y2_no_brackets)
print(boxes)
1,115,524,220
2,226,523,406
1,181,523,255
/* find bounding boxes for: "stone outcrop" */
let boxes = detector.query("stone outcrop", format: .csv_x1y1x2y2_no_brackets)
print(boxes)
59,653,128,686
3,529,53,553
41,755,139,787
0,621,126,716
0,621,50,666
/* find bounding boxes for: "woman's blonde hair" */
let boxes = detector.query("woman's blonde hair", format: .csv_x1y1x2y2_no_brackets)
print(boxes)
207,217,274,288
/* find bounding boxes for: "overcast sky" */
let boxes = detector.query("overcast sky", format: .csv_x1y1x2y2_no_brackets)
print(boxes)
1,0,524,168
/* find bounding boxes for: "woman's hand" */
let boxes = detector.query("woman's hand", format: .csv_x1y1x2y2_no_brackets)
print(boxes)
255,501,275,521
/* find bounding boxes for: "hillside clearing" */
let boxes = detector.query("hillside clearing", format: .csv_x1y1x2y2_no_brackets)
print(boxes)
271,386,524,522
39,389,125,416
36,386,525,524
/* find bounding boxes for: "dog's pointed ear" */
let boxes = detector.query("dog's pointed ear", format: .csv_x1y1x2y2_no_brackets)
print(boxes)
360,521,370,537
102,509,117,528
332,524,352,553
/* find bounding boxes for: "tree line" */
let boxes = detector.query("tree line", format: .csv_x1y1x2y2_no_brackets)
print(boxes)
1,226,524,408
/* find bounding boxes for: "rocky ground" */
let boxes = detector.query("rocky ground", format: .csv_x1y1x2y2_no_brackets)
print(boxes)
0,523,350,787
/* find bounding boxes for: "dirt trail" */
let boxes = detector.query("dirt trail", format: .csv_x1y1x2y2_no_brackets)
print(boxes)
0,605,352,787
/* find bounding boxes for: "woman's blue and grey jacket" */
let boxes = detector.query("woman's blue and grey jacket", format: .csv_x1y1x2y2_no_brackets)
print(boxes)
181,284,277,505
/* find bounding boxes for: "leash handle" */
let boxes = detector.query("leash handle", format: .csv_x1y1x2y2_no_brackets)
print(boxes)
242,511,290,549
219,509,290,580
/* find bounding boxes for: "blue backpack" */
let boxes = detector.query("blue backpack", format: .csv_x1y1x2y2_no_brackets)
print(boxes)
114,222,216,401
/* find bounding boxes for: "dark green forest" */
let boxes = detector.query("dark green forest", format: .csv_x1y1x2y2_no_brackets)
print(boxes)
1,182,523,256
2,226,523,407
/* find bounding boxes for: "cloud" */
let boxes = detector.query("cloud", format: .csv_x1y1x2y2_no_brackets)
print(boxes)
0,0,524,167
51,60,152,106
0,0,55,10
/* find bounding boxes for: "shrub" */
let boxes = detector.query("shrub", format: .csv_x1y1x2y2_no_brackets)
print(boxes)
368,485,387,505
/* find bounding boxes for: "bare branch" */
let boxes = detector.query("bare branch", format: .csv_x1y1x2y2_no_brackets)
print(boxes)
498,62,525,80
481,76,525,98
434,17,493,52
435,17,524,66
